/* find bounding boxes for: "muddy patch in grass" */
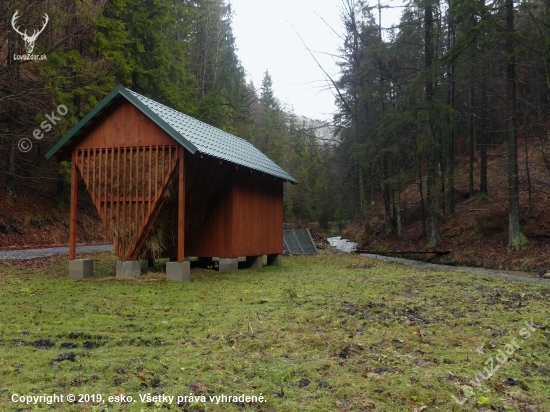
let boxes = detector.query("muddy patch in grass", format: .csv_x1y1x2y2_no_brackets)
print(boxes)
297,378,310,388
340,285,550,328
59,333,109,349
114,337,166,347
33,339,55,349
340,301,444,325
54,353,76,362
83,340,102,349
66,332,94,340
338,344,365,359
370,366,396,375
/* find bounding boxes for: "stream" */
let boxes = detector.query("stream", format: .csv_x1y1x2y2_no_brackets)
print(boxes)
327,236,358,253
327,236,548,285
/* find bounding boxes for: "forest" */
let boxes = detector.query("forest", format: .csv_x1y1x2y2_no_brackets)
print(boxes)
328,0,550,253
1,0,550,262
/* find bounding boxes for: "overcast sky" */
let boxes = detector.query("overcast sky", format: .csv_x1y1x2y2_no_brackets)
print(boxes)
229,0,404,121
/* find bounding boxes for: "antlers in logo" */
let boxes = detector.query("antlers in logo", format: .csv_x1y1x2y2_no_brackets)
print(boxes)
11,10,49,54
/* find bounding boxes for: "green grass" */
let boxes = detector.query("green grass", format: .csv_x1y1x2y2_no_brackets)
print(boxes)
0,251,549,411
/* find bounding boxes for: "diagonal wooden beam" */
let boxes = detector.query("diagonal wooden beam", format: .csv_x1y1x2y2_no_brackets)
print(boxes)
125,159,178,259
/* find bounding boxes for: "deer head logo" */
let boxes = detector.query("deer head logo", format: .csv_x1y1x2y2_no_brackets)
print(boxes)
11,11,49,54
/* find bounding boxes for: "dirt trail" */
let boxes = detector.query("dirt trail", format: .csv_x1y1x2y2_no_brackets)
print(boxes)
360,253,550,285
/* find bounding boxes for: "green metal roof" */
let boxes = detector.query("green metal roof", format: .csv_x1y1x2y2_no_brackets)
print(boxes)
45,85,297,184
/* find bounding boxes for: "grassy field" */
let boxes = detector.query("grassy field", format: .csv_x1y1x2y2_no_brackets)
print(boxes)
0,251,549,411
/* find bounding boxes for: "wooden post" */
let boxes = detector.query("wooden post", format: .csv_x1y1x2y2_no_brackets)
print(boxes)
69,151,78,260
177,146,185,262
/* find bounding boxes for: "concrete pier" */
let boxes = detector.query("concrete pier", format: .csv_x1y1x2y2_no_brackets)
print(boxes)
166,261,191,282
69,259,94,279
219,258,239,272
245,255,263,269
267,254,282,266
116,261,142,278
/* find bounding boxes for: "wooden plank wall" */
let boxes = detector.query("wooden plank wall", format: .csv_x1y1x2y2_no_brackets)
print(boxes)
74,101,175,148
231,168,283,257
187,160,283,258
184,156,233,257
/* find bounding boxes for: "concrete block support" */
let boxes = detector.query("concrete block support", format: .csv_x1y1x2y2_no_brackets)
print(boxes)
245,255,263,269
116,261,142,278
267,254,282,266
140,260,150,273
69,259,94,279
166,261,191,282
219,258,239,272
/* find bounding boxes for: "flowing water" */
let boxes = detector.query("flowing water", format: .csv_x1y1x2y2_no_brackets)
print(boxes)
327,236,358,253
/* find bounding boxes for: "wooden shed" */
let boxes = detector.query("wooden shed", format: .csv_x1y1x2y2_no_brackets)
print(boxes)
45,85,297,281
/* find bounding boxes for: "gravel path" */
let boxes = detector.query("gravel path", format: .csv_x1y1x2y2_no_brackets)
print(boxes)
0,245,114,260
360,253,550,285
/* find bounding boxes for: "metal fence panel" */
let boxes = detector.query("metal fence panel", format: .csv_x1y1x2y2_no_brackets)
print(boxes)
283,229,317,255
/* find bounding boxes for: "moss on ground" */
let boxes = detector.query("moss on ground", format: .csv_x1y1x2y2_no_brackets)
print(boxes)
0,251,549,411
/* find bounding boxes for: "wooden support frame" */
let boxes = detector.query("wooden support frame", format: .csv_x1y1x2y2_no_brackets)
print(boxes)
124,145,178,259
110,148,114,241
115,148,121,256
76,145,183,261
69,151,78,260
177,146,185,262
134,147,138,243
98,148,103,217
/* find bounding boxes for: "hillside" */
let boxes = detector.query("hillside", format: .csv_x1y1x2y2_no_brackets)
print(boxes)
0,166,107,249
343,138,550,272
